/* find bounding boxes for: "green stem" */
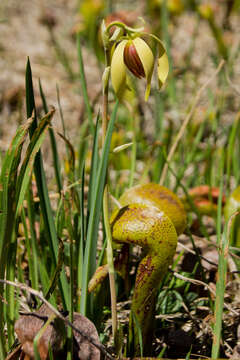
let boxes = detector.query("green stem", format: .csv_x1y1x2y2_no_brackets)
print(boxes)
103,186,117,338
106,21,144,38
129,114,137,188
102,46,118,340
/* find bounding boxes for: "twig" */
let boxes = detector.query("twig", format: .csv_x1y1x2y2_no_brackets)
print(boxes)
0,279,116,360
159,59,225,185
178,240,239,280
178,241,218,267
225,67,240,95
171,271,239,316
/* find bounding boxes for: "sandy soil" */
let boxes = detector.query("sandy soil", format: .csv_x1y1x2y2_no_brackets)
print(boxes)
0,0,101,153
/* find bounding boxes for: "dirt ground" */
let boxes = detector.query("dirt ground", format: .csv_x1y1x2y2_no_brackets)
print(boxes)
1,0,240,191
1,1,239,151
0,0,101,158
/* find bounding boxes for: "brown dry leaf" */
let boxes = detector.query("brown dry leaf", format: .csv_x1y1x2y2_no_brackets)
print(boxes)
14,304,101,360
15,304,66,360
71,312,100,360
188,185,226,205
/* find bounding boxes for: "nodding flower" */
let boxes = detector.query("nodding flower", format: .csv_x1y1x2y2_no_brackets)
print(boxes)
110,36,169,102
123,39,151,79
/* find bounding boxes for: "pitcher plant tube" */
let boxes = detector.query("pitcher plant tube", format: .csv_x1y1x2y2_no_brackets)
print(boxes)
90,183,187,356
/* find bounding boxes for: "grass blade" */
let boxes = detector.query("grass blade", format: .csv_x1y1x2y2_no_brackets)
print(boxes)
39,79,62,194
4,109,56,346
77,164,85,311
87,113,100,216
25,58,69,309
80,101,118,317
211,152,226,359
15,109,55,214
0,116,34,357
77,33,94,135
21,208,37,289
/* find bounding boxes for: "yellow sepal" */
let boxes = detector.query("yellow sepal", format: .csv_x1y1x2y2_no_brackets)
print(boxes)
157,41,169,89
133,37,154,101
110,40,128,100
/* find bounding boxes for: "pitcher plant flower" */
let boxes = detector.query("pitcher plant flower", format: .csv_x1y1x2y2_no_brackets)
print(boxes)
105,21,169,101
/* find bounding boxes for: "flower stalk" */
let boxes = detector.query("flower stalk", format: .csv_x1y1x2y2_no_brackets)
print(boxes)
101,28,118,342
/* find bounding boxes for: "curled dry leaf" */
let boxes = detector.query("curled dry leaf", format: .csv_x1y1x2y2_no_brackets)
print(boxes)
71,313,100,360
186,185,226,217
14,304,100,360
15,304,66,360
189,185,226,204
